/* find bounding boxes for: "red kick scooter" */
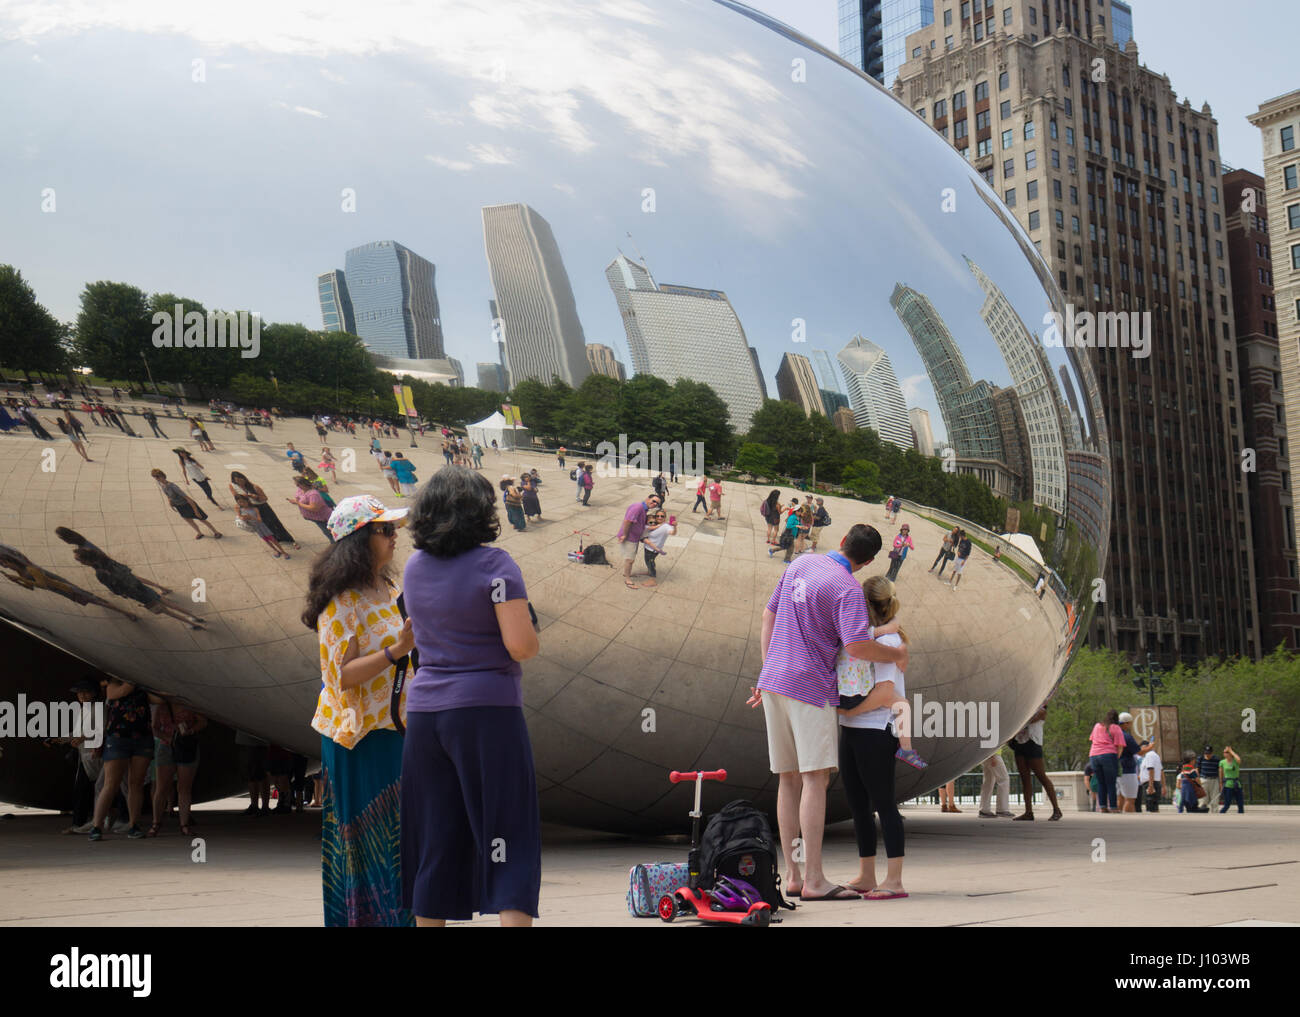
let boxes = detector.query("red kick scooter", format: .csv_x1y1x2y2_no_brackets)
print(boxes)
657,769,773,927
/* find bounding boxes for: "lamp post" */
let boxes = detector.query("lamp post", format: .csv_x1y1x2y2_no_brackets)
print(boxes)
1130,651,1164,706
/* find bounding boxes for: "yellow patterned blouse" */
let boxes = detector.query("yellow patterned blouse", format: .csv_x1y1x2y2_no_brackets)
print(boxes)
311,586,408,750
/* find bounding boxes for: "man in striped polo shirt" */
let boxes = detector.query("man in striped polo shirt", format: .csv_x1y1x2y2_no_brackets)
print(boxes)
748,523,908,902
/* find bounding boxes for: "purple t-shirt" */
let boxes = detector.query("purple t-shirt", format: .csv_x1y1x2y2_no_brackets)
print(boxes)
403,545,528,712
620,501,649,543
757,552,873,708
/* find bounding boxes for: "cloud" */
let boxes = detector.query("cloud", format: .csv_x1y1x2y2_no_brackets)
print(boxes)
273,100,326,118
319,67,346,83
425,153,473,172
900,374,928,402
552,182,575,196
467,142,515,165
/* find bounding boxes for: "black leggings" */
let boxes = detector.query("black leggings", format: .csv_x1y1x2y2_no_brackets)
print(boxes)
195,478,219,505
839,726,904,859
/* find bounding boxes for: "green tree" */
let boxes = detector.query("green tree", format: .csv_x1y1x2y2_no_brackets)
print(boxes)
0,266,68,379
841,459,884,501
73,281,153,386
735,442,779,478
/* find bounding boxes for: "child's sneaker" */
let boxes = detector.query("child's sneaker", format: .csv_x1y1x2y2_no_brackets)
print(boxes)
895,747,928,770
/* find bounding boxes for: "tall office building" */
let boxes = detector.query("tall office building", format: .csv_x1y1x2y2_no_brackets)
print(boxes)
750,348,769,400
343,241,444,359
908,406,936,455
1248,92,1300,561
776,352,824,416
894,1,1256,663
890,282,1002,460
482,203,590,387
988,384,1032,498
605,258,765,432
586,343,626,381
477,362,508,392
317,269,356,335
838,1,935,88
967,255,1068,514
837,335,914,450
833,407,858,433
811,347,850,420
1224,167,1300,651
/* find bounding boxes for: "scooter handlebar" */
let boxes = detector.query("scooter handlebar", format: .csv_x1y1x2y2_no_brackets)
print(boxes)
669,769,727,784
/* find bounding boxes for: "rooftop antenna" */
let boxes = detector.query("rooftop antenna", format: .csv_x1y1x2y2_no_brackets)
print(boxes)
625,231,649,270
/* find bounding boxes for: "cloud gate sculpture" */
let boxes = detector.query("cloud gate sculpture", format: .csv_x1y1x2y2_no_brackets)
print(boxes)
0,0,1108,831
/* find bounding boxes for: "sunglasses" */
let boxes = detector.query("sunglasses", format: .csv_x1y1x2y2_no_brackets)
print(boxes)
371,522,398,537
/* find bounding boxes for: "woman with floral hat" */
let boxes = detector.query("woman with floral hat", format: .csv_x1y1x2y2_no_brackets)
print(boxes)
302,494,415,927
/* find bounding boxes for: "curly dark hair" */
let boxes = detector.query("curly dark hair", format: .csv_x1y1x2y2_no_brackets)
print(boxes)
408,465,500,558
300,527,395,630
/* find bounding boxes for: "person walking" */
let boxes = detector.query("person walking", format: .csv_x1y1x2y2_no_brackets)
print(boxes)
501,476,526,531
19,406,54,440
836,574,911,899
188,417,215,452
574,462,585,502
1139,741,1163,812
693,475,708,513
229,471,300,549
1033,571,1048,598
1197,744,1222,811
979,752,1013,818
652,472,667,505
520,472,542,521
1010,704,1062,820
556,446,566,470
151,469,223,540
390,453,418,499
472,443,483,469
937,781,960,813
947,531,973,589
885,523,913,582
1218,746,1244,814
141,407,166,438
761,490,782,545
303,494,414,926
929,527,958,576
580,463,594,505
1087,709,1125,813
149,700,206,837
615,493,662,589
704,477,724,520
174,449,224,509
746,524,908,902
287,476,334,541
400,467,542,927
285,443,306,474
52,413,93,463
318,446,338,484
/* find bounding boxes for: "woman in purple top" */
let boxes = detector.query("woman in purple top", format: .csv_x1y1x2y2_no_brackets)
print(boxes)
400,466,542,926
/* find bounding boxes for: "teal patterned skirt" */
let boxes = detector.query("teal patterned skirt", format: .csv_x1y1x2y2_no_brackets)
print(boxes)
320,730,414,927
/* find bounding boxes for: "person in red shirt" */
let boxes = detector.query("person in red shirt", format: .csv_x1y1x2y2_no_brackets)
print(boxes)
703,479,724,520
693,474,709,513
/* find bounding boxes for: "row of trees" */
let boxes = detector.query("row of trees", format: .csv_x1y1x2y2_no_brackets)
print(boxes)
1044,645,1300,770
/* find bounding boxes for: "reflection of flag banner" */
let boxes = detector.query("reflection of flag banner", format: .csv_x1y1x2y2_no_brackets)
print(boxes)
501,404,523,426
393,385,407,416
401,385,417,418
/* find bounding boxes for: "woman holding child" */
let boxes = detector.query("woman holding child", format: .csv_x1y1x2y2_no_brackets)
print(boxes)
835,576,923,900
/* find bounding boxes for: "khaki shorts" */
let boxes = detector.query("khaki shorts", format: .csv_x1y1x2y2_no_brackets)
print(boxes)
620,540,640,561
762,690,839,774
809,526,823,543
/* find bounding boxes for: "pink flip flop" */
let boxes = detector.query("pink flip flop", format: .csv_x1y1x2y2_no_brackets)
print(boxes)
863,889,909,901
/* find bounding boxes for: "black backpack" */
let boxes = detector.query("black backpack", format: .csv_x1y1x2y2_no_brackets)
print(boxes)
698,799,795,912
569,469,577,480
581,543,611,566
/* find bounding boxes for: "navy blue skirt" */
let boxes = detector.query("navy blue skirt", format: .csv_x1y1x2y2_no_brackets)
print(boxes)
400,706,541,920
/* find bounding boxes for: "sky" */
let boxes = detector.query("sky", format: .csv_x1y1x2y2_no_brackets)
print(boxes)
2,0,1282,451
748,0,1299,177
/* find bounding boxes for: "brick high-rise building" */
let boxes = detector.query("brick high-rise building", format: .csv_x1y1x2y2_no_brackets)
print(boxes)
775,352,824,417
585,343,626,381
894,1,1258,663
1224,167,1300,651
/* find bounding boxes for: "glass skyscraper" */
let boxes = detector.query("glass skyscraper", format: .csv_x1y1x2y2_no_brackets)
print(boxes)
1110,1,1133,47
317,269,356,334
838,0,933,87
342,241,444,359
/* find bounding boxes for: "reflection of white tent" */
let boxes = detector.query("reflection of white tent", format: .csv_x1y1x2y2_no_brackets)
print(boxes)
1000,532,1044,566
466,411,531,450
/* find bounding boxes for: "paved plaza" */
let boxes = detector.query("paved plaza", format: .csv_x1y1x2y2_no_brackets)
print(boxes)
2,799,1296,926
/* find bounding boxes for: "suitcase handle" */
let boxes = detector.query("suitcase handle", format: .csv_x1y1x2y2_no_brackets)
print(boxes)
670,769,727,784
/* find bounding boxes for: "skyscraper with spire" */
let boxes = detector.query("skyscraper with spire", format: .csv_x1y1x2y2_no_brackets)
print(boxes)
836,335,914,450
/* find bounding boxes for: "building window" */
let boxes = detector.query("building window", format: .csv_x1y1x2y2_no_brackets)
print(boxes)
1055,209,1065,229
975,81,989,101
1003,7,1013,25
977,137,992,156
1289,204,1300,230
1292,244,1300,271
1026,178,1038,199
1002,129,1014,149
1285,165,1298,190
975,21,984,40
954,90,967,111
1049,118,1058,139
1028,210,1040,230
1003,157,1015,178
1284,125,1296,152
934,98,947,118
1050,149,1060,168
916,107,926,119
1064,97,1072,117
1072,215,1081,234
1000,100,1012,119
955,119,968,139
945,8,953,26
946,35,954,49
976,110,991,129
1024,120,1036,140
1025,149,1037,169
1070,185,1078,204
1053,178,1062,198
999,70,1010,90
962,1,971,18
1005,187,1016,207
1029,7,1037,24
